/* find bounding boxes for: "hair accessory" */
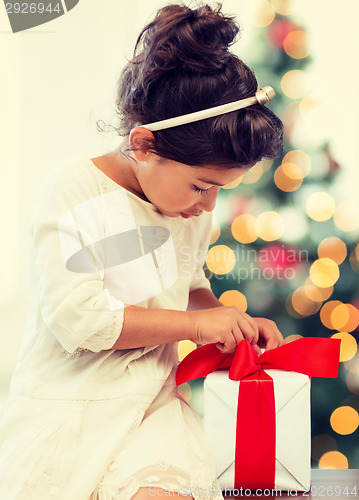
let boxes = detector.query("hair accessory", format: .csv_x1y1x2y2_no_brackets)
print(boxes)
142,86,275,132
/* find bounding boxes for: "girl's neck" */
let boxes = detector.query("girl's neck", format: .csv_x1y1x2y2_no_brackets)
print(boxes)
91,147,150,203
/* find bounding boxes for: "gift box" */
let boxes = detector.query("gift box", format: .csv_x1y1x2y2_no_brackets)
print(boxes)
176,337,341,492
204,368,311,491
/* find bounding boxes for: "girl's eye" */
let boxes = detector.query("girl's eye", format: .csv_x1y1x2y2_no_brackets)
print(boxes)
193,185,210,195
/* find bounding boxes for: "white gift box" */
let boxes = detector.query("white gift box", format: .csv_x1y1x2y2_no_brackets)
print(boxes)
203,369,311,492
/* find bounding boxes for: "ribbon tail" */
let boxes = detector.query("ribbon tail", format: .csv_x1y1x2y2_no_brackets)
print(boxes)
260,337,341,378
235,372,276,490
176,343,232,386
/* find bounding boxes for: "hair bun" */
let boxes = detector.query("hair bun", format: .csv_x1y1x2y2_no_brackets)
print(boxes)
135,3,239,78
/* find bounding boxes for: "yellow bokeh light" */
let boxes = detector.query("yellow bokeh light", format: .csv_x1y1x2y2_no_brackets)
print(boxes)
256,211,284,241
270,0,298,15
178,382,192,402
219,290,247,312
291,286,322,316
281,70,308,99
253,0,275,27
356,243,359,261
331,304,350,331
210,219,221,245
178,340,197,361
283,30,309,59
310,258,340,288
311,434,337,461
305,192,335,221
304,278,333,302
320,300,342,330
334,202,359,232
331,332,358,362
206,245,236,275
241,162,263,184
286,293,305,319
331,304,359,333
231,214,258,244
330,406,359,435
318,237,347,265
285,334,303,343
222,176,243,190
319,451,348,469
299,94,325,117
274,163,303,192
283,150,311,176
262,159,273,172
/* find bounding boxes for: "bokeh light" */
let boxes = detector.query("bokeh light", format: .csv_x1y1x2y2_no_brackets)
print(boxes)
318,451,348,469
255,211,284,241
281,70,308,99
283,149,311,176
219,290,247,312
222,176,243,190
320,300,343,330
178,340,197,362
279,206,308,243
210,219,221,245
309,258,340,288
253,0,275,27
241,162,263,184
305,192,335,221
206,245,236,275
274,162,303,192
231,214,258,244
285,334,303,343
311,434,337,461
331,333,358,362
291,286,322,316
317,237,347,265
299,94,325,117
177,382,192,403
283,30,309,59
304,278,333,302
334,202,359,232
270,0,298,15
330,304,359,333
330,406,359,435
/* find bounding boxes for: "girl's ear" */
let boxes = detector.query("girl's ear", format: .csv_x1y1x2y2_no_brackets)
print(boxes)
129,127,156,162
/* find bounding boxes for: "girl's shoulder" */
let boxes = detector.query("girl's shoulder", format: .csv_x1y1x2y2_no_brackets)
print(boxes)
30,157,119,226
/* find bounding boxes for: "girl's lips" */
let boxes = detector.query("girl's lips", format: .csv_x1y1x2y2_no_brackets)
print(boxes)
180,212,203,218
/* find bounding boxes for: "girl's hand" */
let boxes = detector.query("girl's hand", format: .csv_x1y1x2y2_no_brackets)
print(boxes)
253,317,285,351
190,306,261,355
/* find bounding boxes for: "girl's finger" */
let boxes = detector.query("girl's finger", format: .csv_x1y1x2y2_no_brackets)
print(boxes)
236,316,257,344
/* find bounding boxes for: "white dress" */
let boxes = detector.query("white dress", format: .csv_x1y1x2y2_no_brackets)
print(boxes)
0,157,224,500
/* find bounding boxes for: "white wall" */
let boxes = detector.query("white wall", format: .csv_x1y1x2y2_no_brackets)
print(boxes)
0,0,358,404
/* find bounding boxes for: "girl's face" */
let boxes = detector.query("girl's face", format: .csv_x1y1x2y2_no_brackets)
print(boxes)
134,155,247,218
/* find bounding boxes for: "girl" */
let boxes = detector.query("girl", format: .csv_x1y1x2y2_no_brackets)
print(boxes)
0,3,285,499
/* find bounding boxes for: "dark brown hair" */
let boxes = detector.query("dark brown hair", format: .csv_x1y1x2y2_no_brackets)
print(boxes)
115,3,283,167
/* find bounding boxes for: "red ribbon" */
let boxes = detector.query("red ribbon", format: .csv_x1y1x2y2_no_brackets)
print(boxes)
176,337,341,490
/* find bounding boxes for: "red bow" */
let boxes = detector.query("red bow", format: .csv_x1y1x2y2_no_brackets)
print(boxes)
176,337,341,489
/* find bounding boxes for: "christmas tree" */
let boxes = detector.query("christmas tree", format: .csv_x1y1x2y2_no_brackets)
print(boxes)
179,0,359,469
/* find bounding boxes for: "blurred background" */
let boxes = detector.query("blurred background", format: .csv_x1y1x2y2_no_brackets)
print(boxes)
1,0,358,470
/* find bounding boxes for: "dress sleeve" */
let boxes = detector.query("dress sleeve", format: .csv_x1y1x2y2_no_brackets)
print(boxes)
189,212,213,293
30,160,125,355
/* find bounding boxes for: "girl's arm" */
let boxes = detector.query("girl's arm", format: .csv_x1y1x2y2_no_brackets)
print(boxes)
187,287,222,310
111,288,220,350
110,306,195,350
